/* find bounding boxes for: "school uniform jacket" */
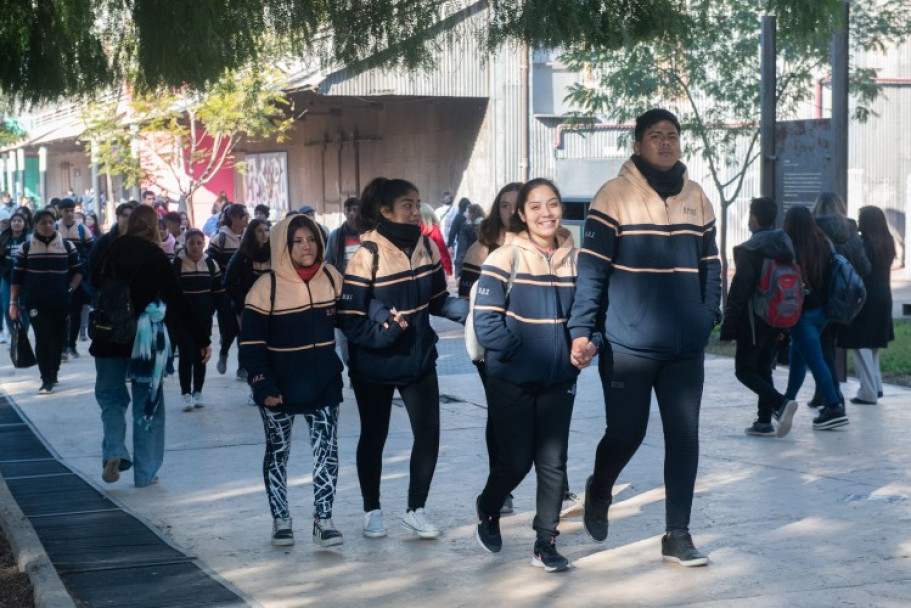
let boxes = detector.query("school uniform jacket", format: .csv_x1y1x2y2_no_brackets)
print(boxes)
458,240,491,299
568,159,722,360
338,228,450,385
206,226,242,270
238,218,344,414
172,252,226,330
13,232,81,310
473,229,579,387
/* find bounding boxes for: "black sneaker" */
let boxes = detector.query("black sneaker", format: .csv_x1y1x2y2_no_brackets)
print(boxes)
271,517,294,546
661,530,709,567
812,405,849,430
531,537,570,572
38,382,53,395
807,394,822,408
772,399,798,438
216,354,227,375
476,496,502,553
583,475,611,542
744,420,775,437
312,518,344,547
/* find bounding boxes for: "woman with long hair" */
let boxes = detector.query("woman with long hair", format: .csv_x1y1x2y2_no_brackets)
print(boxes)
339,177,466,541
838,206,896,404
207,203,250,377
782,206,848,430
0,212,31,336
239,215,345,548
90,205,212,487
84,211,101,238
472,178,578,572
224,218,271,323
419,203,452,276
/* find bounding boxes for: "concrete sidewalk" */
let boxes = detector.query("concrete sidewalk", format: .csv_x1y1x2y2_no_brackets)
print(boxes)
2,317,911,607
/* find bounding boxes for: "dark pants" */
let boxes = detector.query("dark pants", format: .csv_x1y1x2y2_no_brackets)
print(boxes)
31,307,66,384
65,288,89,350
176,326,208,395
735,322,784,423
591,351,703,532
479,377,575,539
217,304,239,357
354,369,440,512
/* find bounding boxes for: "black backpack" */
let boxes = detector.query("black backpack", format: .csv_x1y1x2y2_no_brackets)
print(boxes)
89,258,140,346
826,251,867,325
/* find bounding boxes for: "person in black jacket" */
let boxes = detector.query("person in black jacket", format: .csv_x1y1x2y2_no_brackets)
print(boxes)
446,197,471,276
720,198,798,438
90,206,212,488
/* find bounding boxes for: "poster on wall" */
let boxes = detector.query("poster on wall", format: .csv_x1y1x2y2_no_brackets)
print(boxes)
243,152,289,214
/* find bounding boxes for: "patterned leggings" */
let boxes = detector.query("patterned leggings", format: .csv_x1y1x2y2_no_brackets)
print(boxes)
260,405,339,520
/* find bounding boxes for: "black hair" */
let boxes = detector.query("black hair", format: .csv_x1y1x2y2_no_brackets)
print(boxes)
254,204,271,216
356,177,419,232
509,178,562,234
457,197,471,213
286,214,324,263
783,206,830,296
164,211,182,224
478,182,523,249
48,197,61,208
58,197,77,210
116,201,137,217
222,203,249,230
142,190,155,199
634,108,681,141
343,197,360,210
239,218,270,258
749,197,778,228
184,228,205,243
14,206,33,230
34,209,57,225
858,205,895,267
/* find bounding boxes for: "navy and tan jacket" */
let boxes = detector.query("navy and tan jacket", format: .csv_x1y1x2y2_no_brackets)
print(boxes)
458,240,491,299
57,221,93,260
238,217,344,414
568,159,722,359
172,252,226,328
206,226,242,270
338,228,464,385
474,228,579,387
13,232,81,311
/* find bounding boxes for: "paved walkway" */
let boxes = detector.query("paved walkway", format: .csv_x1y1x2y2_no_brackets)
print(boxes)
2,314,911,607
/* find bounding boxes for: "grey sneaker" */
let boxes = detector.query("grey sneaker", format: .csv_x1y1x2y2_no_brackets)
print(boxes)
102,457,121,483
402,508,442,539
272,517,294,546
773,399,798,437
662,530,708,567
191,392,205,409
312,518,344,547
744,420,776,437
216,354,227,375
363,509,388,538
182,394,194,412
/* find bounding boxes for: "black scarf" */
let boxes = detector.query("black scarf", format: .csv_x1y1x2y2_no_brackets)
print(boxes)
377,221,421,253
632,155,686,200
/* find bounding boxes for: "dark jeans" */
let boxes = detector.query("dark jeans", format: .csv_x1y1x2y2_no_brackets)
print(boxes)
591,351,703,532
354,369,440,512
812,325,845,404
735,321,785,423
31,307,66,384
479,377,575,539
176,330,207,395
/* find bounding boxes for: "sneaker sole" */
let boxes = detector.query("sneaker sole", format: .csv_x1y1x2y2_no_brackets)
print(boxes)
776,400,799,438
314,535,344,548
745,431,776,437
271,537,295,547
531,556,570,572
813,417,849,430
183,406,194,412
102,458,120,483
362,528,388,539
402,522,442,539
663,554,709,567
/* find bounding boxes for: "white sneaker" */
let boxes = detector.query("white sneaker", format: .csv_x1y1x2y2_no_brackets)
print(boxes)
272,517,294,546
192,392,205,409
0,333,7,344
182,394,194,412
402,508,442,539
363,509,388,538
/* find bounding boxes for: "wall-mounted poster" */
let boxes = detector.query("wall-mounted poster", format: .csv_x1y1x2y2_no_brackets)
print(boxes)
243,152,289,213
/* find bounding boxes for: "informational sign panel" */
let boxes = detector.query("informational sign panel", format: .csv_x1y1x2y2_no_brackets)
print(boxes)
774,119,832,220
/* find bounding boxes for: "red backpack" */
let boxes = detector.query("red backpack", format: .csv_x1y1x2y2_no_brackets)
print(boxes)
751,258,804,329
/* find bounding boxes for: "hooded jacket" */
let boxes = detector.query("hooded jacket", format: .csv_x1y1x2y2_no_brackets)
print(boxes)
473,228,580,387
720,227,795,340
815,214,871,277
206,226,242,270
338,228,455,385
238,216,343,413
568,158,722,359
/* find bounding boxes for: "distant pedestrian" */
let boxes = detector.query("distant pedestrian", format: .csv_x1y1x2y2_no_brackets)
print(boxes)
159,219,177,260
0,212,31,338
10,209,82,394
90,205,212,487
208,203,249,377
838,206,896,405
453,203,485,278
239,215,345,548
435,192,456,247
419,203,452,276
446,197,471,276
84,212,101,238
56,198,93,360
298,205,330,243
325,197,361,368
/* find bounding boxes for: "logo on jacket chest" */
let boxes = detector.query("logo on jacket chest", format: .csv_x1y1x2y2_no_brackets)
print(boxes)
682,206,698,216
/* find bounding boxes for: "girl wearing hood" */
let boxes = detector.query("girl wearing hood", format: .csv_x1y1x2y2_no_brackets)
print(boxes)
238,215,345,548
472,178,579,573
207,203,249,378
338,177,467,541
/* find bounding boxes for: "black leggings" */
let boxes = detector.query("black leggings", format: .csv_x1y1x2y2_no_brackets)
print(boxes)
353,369,440,512
591,351,703,532
31,307,66,384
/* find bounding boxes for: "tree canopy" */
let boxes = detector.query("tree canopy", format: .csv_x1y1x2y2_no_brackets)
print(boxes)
0,0,846,105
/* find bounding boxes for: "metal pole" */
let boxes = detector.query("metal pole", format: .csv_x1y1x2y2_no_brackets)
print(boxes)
760,16,777,200
519,43,530,182
38,147,47,205
831,0,849,202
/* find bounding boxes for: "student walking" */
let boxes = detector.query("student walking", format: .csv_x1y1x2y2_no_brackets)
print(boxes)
10,210,82,394
56,198,93,359
419,203,452,277
453,203,485,278
782,206,848,430
173,229,225,411
720,198,799,438
568,109,721,567
0,212,30,335
207,203,249,377
472,179,579,572
838,206,895,404
326,197,361,369
90,205,211,487
338,177,466,541
239,215,345,547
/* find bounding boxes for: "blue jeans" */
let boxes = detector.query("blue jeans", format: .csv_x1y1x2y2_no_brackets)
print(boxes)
785,307,839,406
94,357,166,487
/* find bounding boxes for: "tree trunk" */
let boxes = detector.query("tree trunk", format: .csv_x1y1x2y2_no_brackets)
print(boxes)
719,199,731,308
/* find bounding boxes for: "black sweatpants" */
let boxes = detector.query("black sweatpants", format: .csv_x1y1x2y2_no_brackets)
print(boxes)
65,288,89,350
353,369,440,512
176,319,211,395
217,303,239,357
734,322,784,423
31,307,66,384
479,377,575,540
591,351,703,532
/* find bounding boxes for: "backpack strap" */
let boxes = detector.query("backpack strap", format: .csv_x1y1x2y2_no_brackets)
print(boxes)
322,266,336,293
204,256,217,278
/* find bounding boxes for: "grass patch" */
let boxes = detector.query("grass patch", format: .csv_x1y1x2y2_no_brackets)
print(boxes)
705,319,911,388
